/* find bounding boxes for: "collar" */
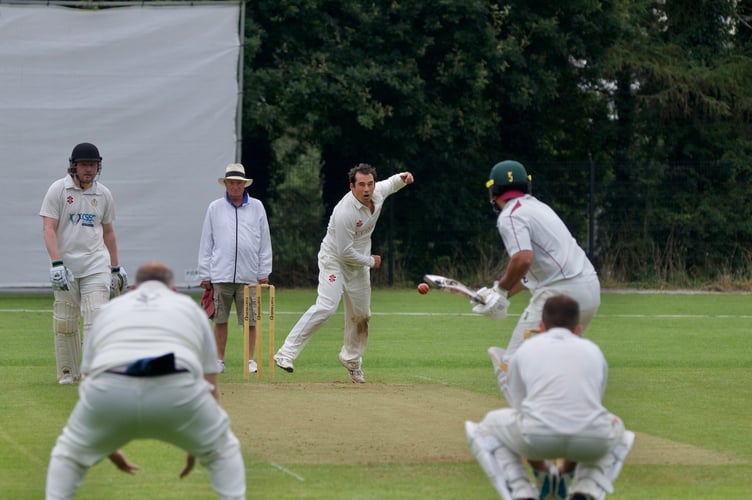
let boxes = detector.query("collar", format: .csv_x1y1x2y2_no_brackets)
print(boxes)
225,191,249,207
498,190,525,202
64,174,96,193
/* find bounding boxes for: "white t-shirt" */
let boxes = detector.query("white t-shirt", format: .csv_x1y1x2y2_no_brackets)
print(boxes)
81,280,218,377
497,194,595,290
319,173,407,268
39,175,115,278
506,327,610,435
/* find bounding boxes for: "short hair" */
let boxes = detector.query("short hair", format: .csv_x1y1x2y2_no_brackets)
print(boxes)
541,295,580,331
348,163,377,184
135,262,175,286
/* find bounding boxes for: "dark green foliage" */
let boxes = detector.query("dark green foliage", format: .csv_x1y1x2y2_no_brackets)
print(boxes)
241,0,752,287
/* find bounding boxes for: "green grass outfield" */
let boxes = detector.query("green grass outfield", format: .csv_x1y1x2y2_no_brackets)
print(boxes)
1,289,750,499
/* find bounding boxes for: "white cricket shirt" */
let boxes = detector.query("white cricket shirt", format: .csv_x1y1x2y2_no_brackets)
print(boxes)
506,327,610,434
320,173,407,267
81,281,218,377
39,176,115,278
497,194,595,290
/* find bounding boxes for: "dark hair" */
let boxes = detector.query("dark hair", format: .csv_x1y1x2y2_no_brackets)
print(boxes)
541,295,580,331
135,262,175,286
348,163,377,184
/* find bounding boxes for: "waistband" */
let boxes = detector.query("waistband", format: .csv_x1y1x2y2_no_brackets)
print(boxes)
106,353,188,377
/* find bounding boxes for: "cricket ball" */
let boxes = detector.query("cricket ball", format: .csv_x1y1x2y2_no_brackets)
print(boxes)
417,283,429,295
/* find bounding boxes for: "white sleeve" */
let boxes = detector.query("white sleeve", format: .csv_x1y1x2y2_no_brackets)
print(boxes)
332,207,373,267
375,173,407,198
498,211,532,255
197,205,214,281
39,181,62,220
257,204,273,279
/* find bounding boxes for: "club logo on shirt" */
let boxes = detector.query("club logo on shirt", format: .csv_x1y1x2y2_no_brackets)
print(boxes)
69,213,96,227
356,219,363,227
328,274,336,283
66,195,74,205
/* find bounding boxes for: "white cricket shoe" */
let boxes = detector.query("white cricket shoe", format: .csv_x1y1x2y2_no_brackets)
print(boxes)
248,359,258,373
274,354,294,373
58,372,76,385
338,354,366,384
217,360,225,373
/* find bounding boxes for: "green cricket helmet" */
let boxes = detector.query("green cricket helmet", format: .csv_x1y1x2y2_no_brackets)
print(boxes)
485,160,531,203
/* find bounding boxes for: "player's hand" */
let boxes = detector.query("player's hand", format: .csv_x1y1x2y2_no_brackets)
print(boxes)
111,266,128,293
400,172,414,184
472,287,509,320
179,454,196,478
108,450,139,474
50,261,74,291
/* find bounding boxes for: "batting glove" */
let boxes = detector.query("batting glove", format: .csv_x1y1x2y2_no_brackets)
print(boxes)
492,280,509,298
471,287,509,320
111,266,128,293
50,261,74,291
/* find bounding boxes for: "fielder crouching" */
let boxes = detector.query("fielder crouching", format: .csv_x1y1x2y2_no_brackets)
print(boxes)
465,295,634,500
45,262,245,500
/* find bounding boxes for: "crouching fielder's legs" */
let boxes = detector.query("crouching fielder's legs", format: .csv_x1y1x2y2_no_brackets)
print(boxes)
569,430,635,500
464,419,538,500
200,432,246,500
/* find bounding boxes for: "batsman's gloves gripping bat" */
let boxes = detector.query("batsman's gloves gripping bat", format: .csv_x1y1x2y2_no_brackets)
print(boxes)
111,266,128,296
423,274,486,305
50,261,74,291
471,286,509,320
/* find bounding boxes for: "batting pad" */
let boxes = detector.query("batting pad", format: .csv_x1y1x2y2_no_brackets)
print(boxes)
81,291,109,340
54,300,81,379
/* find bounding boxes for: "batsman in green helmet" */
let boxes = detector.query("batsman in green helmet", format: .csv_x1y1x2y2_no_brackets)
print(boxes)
473,159,601,394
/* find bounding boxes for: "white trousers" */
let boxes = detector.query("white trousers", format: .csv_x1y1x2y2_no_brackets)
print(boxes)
505,274,601,360
45,372,246,500
479,408,626,495
276,252,371,363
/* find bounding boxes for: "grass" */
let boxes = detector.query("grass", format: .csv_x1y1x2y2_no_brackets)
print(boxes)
1,289,750,498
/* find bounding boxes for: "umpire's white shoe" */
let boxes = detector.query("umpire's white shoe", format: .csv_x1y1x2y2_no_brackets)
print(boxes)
338,354,366,384
273,354,294,373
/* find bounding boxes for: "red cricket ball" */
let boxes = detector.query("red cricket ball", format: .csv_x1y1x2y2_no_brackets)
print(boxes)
417,283,430,295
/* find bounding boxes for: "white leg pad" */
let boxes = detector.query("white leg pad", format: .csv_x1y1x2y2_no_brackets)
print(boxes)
465,421,514,500
53,300,81,380
493,443,539,499
487,346,511,398
81,291,109,341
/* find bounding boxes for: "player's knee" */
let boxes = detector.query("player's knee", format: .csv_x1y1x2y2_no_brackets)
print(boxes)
53,301,79,335
81,291,109,331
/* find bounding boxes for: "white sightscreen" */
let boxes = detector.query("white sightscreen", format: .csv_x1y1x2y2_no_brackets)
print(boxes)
0,3,240,287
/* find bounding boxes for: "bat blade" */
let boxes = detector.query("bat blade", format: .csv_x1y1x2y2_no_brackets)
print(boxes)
423,274,485,305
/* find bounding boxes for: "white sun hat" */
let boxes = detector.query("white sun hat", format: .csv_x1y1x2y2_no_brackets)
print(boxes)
218,163,253,187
